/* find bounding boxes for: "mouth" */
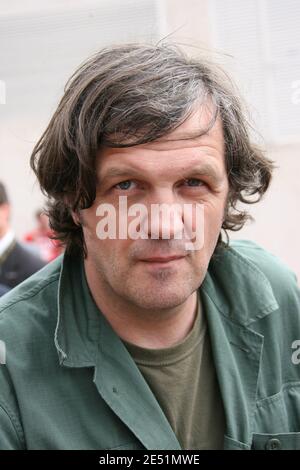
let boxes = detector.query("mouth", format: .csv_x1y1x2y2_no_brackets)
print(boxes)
139,255,186,264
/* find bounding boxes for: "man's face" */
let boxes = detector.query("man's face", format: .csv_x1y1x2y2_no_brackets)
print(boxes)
81,106,229,311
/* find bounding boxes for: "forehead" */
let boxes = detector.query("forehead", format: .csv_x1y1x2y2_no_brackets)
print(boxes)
97,106,225,175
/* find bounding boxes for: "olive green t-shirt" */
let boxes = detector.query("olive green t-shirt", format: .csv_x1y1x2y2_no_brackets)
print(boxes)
122,292,226,450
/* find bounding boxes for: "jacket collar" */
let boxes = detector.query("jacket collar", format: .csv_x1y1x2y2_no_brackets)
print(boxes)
54,253,98,368
201,242,279,326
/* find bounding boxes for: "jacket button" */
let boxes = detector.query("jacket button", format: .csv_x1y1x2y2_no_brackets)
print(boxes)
265,438,282,450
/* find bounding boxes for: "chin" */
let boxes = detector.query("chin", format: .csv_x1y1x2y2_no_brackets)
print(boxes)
126,285,192,311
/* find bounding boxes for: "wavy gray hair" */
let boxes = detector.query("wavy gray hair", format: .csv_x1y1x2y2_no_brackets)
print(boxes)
30,43,274,255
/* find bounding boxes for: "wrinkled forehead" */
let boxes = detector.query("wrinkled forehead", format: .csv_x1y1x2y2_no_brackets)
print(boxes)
97,104,224,163
151,113,223,154
95,108,226,188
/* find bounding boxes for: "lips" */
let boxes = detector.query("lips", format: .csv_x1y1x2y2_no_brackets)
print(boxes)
140,255,185,263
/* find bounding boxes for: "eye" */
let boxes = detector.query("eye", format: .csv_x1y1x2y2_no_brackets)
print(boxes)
183,178,205,187
114,180,136,190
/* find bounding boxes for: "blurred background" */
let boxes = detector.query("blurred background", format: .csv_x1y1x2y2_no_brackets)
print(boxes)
0,0,299,278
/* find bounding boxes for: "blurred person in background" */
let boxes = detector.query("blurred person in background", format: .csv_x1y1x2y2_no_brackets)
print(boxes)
0,181,45,289
24,209,63,262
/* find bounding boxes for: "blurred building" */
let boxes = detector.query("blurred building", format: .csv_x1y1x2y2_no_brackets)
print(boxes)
0,0,299,278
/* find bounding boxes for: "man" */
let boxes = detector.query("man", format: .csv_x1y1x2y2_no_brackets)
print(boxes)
0,182,45,290
0,44,299,450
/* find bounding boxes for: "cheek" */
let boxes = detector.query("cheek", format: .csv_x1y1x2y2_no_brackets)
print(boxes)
202,203,224,247
92,238,132,268
81,205,98,231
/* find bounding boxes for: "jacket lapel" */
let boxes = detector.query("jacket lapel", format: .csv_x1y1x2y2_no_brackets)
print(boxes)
92,312,182,450
200,286,264,448
199,243,279,449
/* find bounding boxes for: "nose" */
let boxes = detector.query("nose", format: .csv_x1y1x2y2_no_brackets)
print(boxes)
140,189,185,241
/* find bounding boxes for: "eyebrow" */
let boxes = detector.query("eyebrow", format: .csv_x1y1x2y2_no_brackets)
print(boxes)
182,163,223,182
99,162,223,184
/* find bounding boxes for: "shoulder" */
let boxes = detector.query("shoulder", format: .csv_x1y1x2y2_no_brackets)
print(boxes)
229,239,298,283
228,239,300,306
0,255,62,339
0,257,63,450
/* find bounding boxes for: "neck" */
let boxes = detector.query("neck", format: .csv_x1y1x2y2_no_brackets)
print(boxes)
84,261,198,349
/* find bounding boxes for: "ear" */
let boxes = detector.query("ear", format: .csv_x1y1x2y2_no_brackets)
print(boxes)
71,210,81,226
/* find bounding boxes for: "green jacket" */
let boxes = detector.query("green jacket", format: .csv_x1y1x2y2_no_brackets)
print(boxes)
0,239,300,450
